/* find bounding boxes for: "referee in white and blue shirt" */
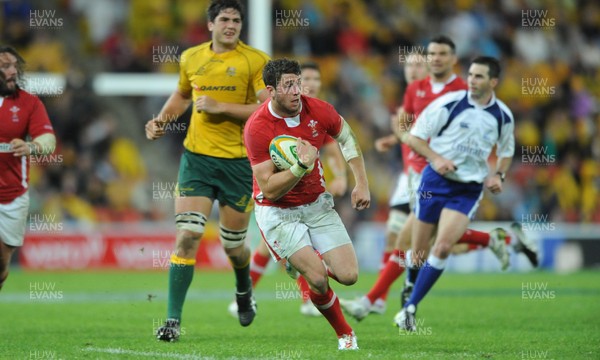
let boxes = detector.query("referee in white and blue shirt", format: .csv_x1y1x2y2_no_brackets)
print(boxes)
397,56,515,331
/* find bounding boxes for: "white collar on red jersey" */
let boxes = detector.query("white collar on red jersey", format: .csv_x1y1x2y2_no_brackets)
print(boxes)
268,100,303,127
429,73,457,86
430,73,458,94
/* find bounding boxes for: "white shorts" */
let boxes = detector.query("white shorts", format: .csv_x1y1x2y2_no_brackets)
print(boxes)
255,193,352,261
0,191,29,247
408,167,423,211
389,172,410,207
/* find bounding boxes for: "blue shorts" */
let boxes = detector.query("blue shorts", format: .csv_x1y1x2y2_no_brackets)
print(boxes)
414,165,483,224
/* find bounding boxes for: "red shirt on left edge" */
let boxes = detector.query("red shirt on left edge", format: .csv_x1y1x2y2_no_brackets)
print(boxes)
244,95,343,208
0,89,54,204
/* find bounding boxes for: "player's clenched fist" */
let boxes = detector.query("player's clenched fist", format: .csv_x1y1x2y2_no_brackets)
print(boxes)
485,175,503,195
195,95,221,114
351,183,370,211
431,156,457,176
295,137,317,167
9,138,31,156
145,119,166,140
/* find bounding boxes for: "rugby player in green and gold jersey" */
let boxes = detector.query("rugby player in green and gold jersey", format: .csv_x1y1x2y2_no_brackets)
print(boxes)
145,0,269,342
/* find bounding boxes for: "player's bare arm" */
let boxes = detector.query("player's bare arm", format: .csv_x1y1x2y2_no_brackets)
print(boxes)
195,90,269,120
394,107,413,143
347,157,370,210
375,108,403,151
374,134,398,153
145,90,192,140
10,133,56,157
333,117,370,210
323,141,347,196
406,134,456,175
253,138,317,201
485,157,512,194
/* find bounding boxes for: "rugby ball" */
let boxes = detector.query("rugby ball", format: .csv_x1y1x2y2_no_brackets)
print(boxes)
269,135,313,172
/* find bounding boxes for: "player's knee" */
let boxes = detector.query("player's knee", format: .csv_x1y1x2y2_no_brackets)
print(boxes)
336,270,358,286
386,210,407,235
175,211,207,256
175,230,202,257
175,211,206,235
305,271,328,293
433,242,453,258
219,225,247,250
0,245,14,271
224,244,250,267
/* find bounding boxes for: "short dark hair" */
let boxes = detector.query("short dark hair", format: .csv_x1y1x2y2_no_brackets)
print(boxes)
0,45,25,86
428,35,456,53
263,58,301,87
300,61,320,73
471,56,501,79
207,0,244,23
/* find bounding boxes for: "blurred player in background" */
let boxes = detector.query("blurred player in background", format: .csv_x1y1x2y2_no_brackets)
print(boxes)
341,36,533,322
229,61,347,318
397,56,516,331
245,58,370,350
145,0,270,341
369,52,429,314
0,46,56,291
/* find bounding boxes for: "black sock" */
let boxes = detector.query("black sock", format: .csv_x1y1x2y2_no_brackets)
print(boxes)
407,266,420,285
234,262,251,293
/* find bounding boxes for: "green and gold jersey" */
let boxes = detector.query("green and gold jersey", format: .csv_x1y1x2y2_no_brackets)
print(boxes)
178,41,270,158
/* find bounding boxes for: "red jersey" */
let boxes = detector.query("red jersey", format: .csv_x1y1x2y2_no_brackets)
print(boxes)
0,89,54,203
401,75,467,173
245,96,343,208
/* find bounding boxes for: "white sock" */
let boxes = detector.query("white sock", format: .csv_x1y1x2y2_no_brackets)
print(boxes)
427,254,447,270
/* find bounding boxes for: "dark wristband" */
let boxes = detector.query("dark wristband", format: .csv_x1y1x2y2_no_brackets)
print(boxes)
495,171,505,182
297,160,309,170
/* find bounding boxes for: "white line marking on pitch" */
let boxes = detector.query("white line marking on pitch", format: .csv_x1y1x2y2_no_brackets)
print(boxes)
81,347,212,359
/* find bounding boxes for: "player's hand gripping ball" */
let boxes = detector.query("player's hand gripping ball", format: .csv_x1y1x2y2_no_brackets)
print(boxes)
269,135,314,173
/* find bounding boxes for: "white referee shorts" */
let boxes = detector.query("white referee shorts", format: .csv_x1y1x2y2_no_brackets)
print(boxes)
0,191,29,247
389,172,410,207
255,192,352,261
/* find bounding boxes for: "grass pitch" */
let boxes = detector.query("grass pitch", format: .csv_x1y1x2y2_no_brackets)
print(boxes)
2,269,599,359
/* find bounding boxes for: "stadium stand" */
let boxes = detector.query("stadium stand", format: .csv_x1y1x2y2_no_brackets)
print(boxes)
1,0,598,226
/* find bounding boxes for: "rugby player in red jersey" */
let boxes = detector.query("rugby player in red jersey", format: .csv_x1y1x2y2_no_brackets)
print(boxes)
0,45,56,291
234,62,347,318
245,58,369,350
